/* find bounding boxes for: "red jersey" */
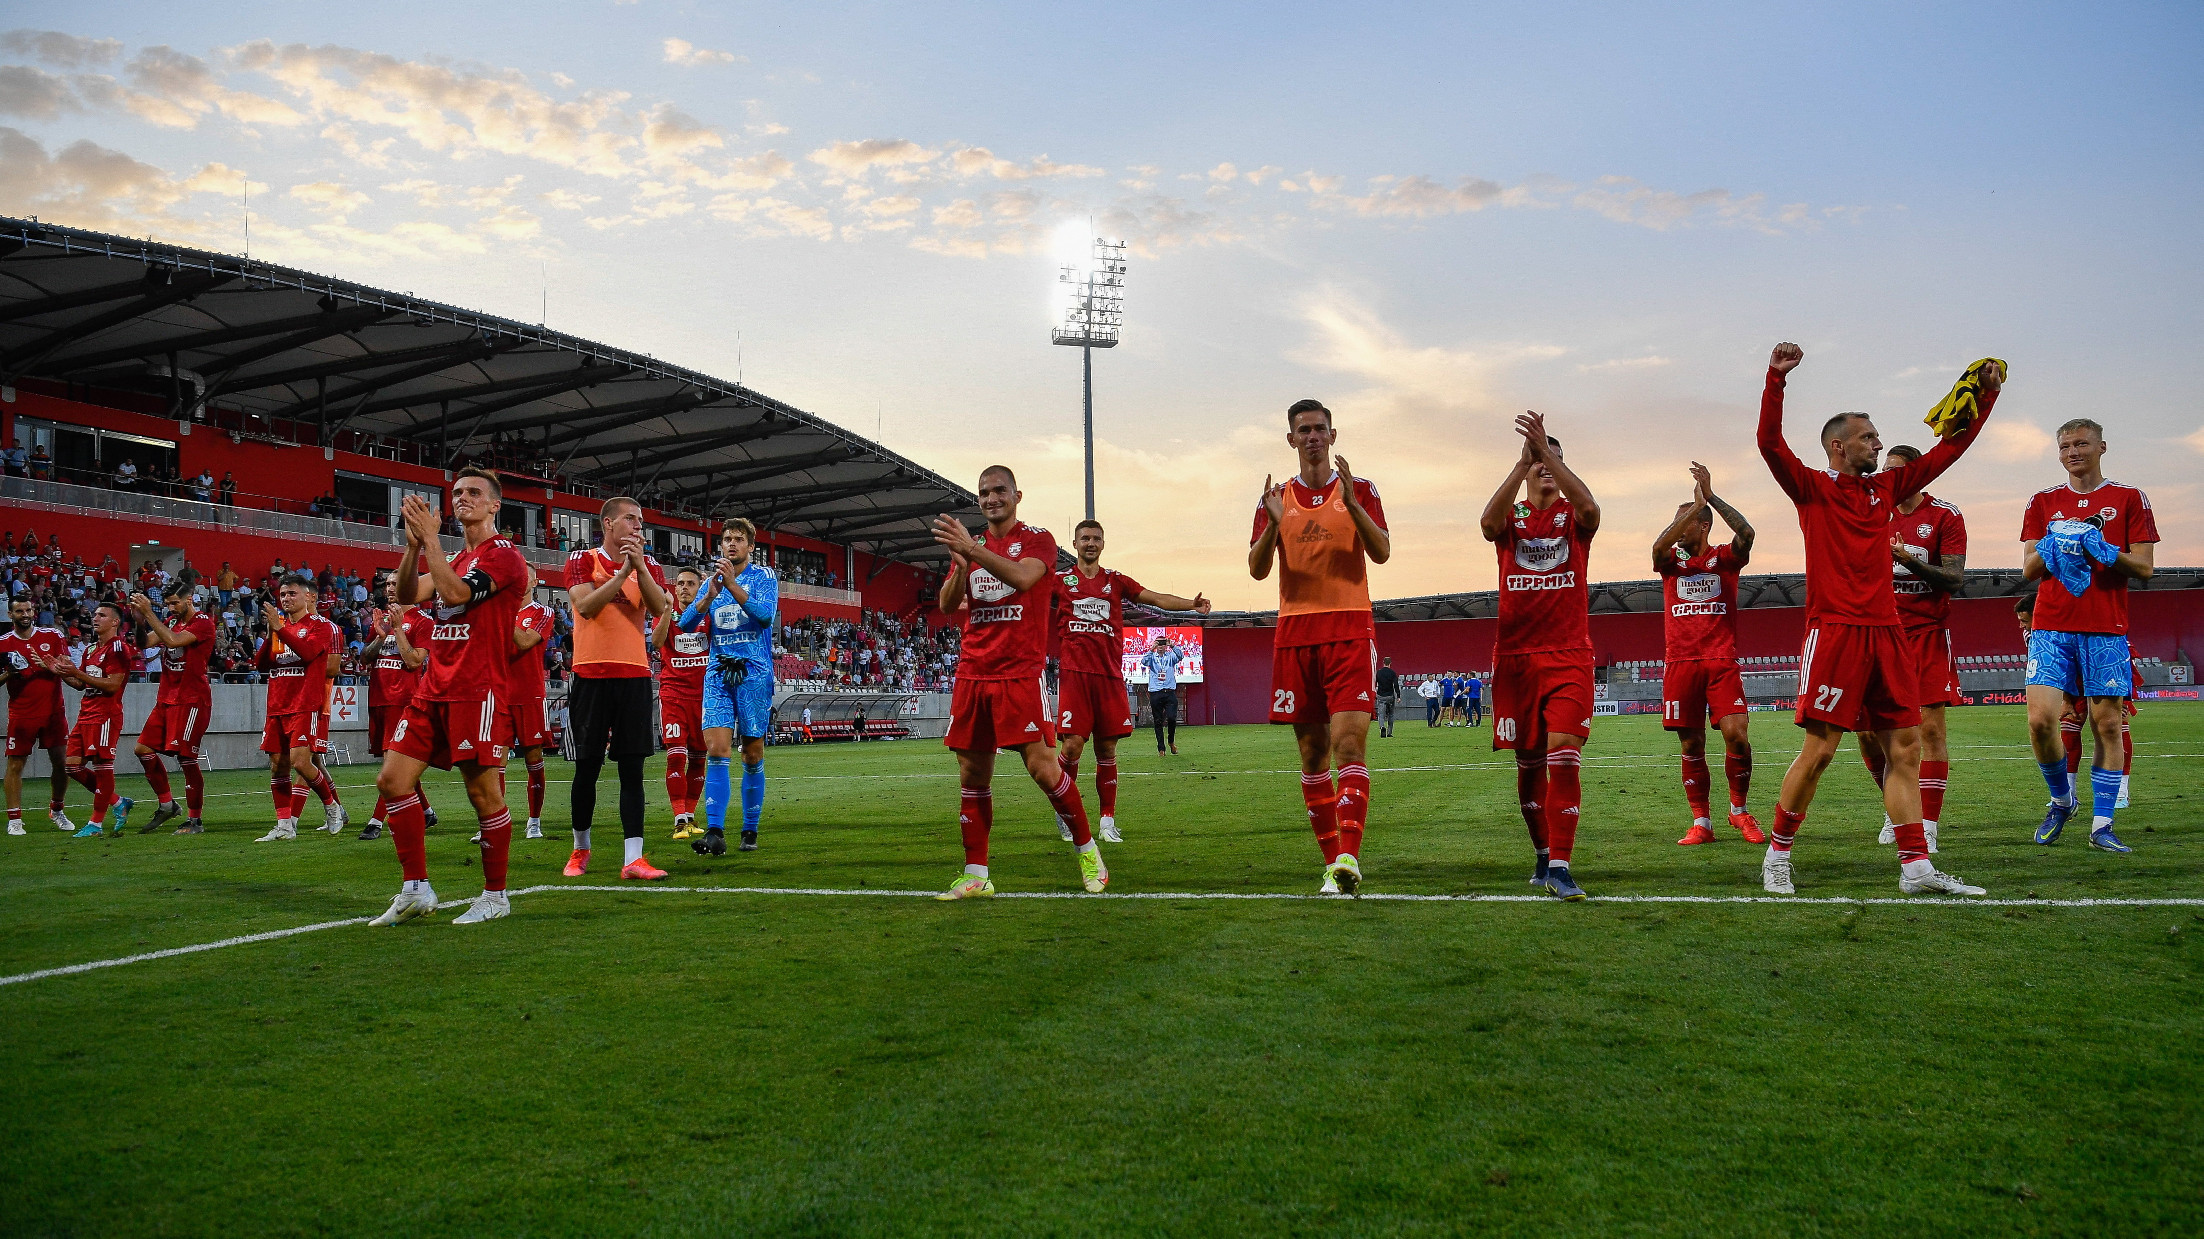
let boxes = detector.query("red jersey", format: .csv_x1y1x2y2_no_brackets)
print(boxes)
1057,565,1144,677
509,601,554,701
1658,542,1743,663
259,616,334,716
1250,472,1387,647
154,613,219,706
0,626,69,719
658,614,708,706
74,637,135,719
956,522,1060,680
1757,368,1995,626
2021,480,2158,636
1891,495,1967,630
1493,497,1594,656
420,538,530,702
370,607,434,708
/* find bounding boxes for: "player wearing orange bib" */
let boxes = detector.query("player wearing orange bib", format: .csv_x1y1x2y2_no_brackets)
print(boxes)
1250,398,1391,896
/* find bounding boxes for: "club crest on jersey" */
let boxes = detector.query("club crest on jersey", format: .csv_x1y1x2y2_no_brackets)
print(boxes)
1006,541,1023,558
1917,523,1932,538
1513,536,1570,574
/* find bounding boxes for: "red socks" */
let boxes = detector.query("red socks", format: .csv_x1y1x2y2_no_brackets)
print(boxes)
477,809,513,891
1515,753,1549,852
1545,745,1582,864
1044,771,1092,847
271,777,293,819
289,783,309,823
90,761,115,823
1724,750,1751,812
2062,717,2084,775
1061,755,1079,789
1335,763,1370,858
1680,754,1712,819
2122,720,2132,773
526,758,545,819
1770,806,1805,851
1096,759,1118,818
385,792,429,881
1301,771,1340,862
308,767,339,806
1919,759,1949,823
1893,821,1929,864
665,748,689,815
141,754,174,805
178,753,204,816
958,788,992,866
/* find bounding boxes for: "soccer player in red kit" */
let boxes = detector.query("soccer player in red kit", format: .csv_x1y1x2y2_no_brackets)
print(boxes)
1479,411,1599,899
49,601,134,836
128,585,218,833
1756,342,1997,896
930,465,1106,899
509,568,555,840
360,577,436,841
0,596,75,834
370,468,531,925
253,576,343,841
1054,518,1211,844
1858,443,1968,853
1250,399,1390,896
1648,462,1763,846
654,566,708,838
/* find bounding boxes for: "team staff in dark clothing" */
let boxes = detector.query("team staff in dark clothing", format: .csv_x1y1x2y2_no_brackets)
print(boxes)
1374,657,1400,737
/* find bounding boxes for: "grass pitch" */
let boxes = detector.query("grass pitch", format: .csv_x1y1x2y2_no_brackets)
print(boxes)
2,705,2200,1236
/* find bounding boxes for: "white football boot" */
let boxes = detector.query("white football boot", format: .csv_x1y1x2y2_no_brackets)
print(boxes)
1899,863,1984,896
451,890,511,924
368,883,440,926
256,819,297,842
1097,815,1122,844
1762,850,1796,895
320,801,348,834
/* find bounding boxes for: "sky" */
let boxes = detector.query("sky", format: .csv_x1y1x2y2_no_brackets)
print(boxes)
2,1,2199,608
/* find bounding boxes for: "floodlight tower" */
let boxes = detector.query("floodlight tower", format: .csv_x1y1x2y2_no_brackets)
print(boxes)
1051,235,1128,521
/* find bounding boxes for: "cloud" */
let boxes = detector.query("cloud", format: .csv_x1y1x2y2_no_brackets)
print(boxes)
1980,418,2054,463
476,205,541,239
662,38,738,67
1,30,122,68
287,179,370,216
1335,174,1507,218
2184,426,2204,456
1579,354,1673,373
806,138,938,176
948,146,1105,181
0,64,76,119
931,198,982,228
0,125,199,235
538,187,601,210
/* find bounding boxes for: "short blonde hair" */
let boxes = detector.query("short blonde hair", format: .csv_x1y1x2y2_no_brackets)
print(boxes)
602,495,640,519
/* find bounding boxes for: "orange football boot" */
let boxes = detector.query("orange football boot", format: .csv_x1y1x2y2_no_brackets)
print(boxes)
621,856,668,881
1676,824,1717,846
1730,811,1767,844
563,848,590,877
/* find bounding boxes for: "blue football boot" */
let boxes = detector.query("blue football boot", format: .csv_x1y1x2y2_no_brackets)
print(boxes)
2035,800,2075,845
1542,864,1587,901
2088,826,2131,854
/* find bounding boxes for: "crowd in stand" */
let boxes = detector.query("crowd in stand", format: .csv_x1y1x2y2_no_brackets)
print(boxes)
777,611,960,691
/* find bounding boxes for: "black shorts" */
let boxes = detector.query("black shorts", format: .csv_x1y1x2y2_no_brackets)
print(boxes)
568,676,658,762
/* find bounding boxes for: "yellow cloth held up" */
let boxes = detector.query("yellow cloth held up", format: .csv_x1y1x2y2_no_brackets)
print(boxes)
1924,358,2007,438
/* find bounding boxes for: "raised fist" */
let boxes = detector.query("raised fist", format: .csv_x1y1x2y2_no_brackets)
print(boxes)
1769,342,1804,374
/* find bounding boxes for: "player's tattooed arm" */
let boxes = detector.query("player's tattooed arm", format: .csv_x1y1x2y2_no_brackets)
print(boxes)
1518,412,1601,534
1332,455,1391,563
1698,463,1755,559
1892,536,1966,593
1248,476,1286,579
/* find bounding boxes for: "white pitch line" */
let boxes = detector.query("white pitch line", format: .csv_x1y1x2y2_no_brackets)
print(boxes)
4,883,2201,989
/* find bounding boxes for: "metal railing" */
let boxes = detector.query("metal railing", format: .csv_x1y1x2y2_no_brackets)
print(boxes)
1,475,570,569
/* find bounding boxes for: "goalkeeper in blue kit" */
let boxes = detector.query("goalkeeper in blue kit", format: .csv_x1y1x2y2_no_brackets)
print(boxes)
682,517,778,854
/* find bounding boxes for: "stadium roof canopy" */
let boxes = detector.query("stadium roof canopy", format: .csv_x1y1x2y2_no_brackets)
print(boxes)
1193,566,2204,627
0,217,976,562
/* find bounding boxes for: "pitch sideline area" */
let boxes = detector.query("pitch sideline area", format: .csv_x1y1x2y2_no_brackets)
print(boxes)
2,707,2198,1235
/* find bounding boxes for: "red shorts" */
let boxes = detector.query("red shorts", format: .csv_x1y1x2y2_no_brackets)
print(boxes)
1797,622,1919,733
660,697,702,751
261,710,329,755
1901,625,1963,709
1268,638,1377,724
386,696,512,770
367,703,409,756
1491,650,1595,750
6,704,66,756
1057,668,1135,740
945,676,1055,751
139,700,212,754
509,694,549,750
66,711,122,763
1662,659,1747,730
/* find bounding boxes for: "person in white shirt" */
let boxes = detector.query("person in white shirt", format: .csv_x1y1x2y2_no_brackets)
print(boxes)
1418,675,1442,727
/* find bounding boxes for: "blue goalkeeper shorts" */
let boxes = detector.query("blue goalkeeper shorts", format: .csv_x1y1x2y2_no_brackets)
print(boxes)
2026,629,2132,699
703,668,775,739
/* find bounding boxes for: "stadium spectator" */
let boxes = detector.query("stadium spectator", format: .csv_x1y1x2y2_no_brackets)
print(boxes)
27,445,52,480
218,473,236,506
1,441,25,476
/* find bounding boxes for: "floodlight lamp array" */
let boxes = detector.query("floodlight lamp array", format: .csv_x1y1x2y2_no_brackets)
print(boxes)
1051,237,1128,348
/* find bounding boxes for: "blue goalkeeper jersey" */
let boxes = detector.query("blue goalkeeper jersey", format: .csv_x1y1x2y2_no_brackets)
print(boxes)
681,563,778,674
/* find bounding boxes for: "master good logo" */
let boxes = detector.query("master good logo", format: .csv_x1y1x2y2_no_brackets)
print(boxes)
968,568,1016,604
1513,536,1569,574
